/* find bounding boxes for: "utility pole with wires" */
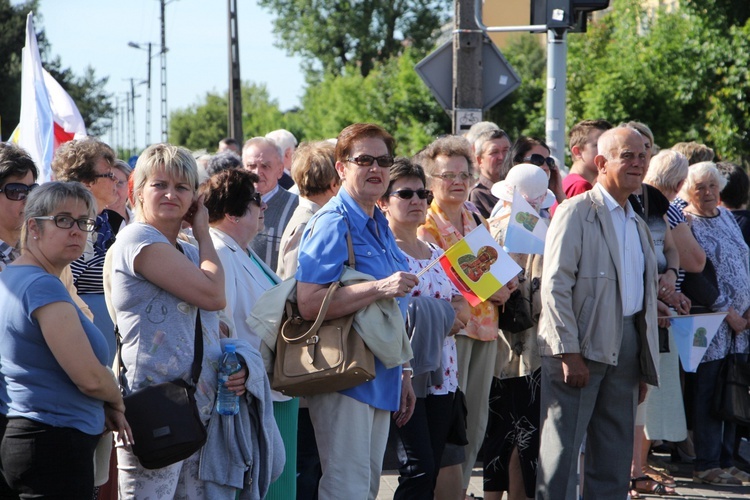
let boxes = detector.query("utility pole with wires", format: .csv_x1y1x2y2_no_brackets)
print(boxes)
227,0,243,145
452,0,483,135
160,0,169,142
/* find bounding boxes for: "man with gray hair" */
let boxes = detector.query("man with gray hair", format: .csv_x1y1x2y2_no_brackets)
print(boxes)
266,129,297,190
536,127,660,499
242,136,298,270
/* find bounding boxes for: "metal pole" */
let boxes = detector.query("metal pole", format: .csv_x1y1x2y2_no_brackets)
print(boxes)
124,100,131,158
227,0,243,144
160,0,168,142
130,78,137,155
113,96,119,153
453,0,483,135
120,105,126,157
545,29,567,166
146,42,152,147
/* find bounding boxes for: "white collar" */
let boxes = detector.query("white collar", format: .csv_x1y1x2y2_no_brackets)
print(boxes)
596,183,636,219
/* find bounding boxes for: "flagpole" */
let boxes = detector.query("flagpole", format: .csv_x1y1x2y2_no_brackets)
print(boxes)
416,257,441,278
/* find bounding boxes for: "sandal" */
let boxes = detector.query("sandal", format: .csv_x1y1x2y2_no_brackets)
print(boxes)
631,476,679,496
643,466,677,487
693,468,742,486
628,479,642,499
723,466,750,485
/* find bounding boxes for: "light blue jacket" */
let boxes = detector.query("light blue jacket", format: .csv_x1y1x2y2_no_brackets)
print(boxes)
199,339,285,499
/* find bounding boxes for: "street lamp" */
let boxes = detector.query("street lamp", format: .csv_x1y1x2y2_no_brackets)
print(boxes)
127,41,157,148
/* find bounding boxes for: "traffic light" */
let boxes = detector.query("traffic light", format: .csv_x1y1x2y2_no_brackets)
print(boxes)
531,0,610,31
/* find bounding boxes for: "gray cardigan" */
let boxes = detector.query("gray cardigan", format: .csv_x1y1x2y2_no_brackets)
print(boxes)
406,296,456,398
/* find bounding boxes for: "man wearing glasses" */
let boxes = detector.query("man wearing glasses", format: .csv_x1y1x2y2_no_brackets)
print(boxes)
242,137,299,270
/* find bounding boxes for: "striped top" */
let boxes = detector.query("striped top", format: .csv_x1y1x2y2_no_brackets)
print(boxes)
70,212,115,294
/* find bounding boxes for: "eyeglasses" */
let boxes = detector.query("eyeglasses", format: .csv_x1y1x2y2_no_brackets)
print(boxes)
347,155,394,168
93,172,116,181
250,192,262,207
523,154,556,169
34,215,96,232
432,172,476,182
390,188,432,201
0,182,38,201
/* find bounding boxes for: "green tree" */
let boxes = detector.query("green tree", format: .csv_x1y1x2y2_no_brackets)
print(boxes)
169,93,229,151
682,0,750,30
293,48,449,156
169,82,289,151
564,0,750,162
258,0,450,78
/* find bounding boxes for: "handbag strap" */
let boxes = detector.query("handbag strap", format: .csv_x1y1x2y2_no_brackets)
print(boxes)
281,222,354,343
116,241,204,390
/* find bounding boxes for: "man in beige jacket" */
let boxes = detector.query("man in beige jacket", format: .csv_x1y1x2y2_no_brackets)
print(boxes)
535,127,660,499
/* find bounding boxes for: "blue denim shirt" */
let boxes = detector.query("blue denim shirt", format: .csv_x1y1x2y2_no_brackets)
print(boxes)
296,187,408,410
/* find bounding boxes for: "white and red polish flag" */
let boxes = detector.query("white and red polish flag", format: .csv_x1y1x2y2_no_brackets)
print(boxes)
11,12,87,183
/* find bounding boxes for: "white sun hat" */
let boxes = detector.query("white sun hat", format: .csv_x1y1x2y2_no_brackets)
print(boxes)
491,163,556,209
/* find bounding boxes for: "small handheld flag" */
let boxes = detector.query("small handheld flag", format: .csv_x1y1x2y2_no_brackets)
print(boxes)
437,225,522,307
668,312,726,372
503,188,548,254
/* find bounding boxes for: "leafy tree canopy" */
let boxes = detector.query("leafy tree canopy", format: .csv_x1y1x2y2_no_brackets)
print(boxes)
565,0,750,163
258,0,451,78
169,82,292,152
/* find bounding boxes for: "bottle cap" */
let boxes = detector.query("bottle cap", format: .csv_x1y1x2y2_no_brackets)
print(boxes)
225,343,236,353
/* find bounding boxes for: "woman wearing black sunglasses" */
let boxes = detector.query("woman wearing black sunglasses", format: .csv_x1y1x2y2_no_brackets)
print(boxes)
0,143,39,271
498,137,565,217
377,158,470,499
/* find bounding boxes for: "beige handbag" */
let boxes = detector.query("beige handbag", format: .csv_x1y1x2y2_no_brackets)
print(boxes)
272,230,376,396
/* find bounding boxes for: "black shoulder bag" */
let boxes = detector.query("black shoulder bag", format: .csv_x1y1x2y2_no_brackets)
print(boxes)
117,310,207,469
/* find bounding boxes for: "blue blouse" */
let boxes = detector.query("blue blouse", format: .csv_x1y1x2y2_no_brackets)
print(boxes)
296,187,409,411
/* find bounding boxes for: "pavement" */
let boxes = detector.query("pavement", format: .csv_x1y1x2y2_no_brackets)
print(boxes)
377,452,750,499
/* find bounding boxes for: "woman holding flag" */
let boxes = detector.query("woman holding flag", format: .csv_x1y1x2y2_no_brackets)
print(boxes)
416,135,518,498
483,163,554,500
378,157,470,498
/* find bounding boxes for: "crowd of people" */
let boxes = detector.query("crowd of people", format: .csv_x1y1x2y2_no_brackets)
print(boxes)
0,116,747,500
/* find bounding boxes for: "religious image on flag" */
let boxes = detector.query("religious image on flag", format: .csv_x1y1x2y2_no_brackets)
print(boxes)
668,312,726,372
439,225,522,307
503,188,548,255
11,12,86,183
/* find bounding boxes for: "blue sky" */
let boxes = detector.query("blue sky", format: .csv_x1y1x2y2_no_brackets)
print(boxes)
16,0,306,149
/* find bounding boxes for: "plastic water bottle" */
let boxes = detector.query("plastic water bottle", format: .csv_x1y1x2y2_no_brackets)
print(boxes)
216,344,241,415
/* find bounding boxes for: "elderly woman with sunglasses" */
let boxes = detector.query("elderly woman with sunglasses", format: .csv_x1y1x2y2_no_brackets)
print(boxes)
493,137,565,217
295,123,417,499
52,138,120,362
378,158,471,499
417,135,518,498
0,182,131,497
